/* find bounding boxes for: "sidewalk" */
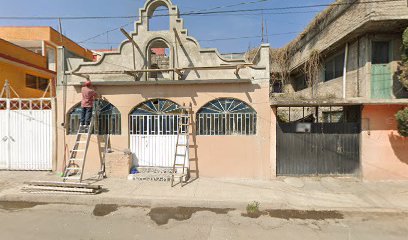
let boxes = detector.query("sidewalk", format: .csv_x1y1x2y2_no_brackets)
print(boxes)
1,171,408,212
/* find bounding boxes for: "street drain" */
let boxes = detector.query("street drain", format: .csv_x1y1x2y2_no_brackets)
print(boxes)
148,207,234,225
0,201,48,211
92,204,118,217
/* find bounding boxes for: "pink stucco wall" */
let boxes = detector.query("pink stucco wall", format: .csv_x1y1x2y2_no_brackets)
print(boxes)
361,105,408,180
56,81,275,180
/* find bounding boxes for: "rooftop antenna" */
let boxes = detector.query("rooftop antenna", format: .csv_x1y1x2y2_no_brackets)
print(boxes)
58,18,63,44
265,19,269,43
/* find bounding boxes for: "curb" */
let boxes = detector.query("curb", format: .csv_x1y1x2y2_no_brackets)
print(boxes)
1,192,408,214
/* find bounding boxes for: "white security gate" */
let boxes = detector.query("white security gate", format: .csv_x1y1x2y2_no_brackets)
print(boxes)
129,99,189,168
0,98,53,170
129,115,188,168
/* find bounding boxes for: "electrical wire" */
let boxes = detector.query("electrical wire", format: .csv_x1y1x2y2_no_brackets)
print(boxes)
82,31,299,46
0,0,400,20
77,10,317,44
74,0,402,44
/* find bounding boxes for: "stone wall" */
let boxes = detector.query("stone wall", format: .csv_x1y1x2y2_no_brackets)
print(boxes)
272,32,408,103
289,0,408,69
270,0,408,104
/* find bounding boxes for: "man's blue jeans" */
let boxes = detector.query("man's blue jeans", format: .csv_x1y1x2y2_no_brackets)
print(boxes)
80,107,93,126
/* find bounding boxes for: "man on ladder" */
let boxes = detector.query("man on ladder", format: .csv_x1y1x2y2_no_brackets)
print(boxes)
63,79,100,183
23,80,104,194
80,80,107,180
80,80,98,126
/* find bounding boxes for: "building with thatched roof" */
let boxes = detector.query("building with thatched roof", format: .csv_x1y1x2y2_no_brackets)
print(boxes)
270,0,408,179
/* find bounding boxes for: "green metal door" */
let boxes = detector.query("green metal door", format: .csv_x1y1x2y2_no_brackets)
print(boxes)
371,41,392,99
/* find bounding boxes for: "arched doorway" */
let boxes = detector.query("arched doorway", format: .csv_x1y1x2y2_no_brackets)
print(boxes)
129,99,188,168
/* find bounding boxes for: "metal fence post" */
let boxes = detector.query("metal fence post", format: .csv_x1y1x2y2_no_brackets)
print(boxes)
6,98,10,169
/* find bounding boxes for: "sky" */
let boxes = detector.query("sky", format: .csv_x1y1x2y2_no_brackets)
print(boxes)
0,0,334,53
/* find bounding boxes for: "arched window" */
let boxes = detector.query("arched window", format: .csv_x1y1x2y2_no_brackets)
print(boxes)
68,100,121,135
129,99,186,135
197,98,257,136
147,39,171,80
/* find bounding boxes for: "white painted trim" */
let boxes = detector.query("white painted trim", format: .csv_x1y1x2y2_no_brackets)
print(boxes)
343,43,349,99
41,41,46,57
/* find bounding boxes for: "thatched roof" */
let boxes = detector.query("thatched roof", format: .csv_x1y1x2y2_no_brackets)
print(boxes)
282,0,355,54
244,47,260,62
246,0,355,70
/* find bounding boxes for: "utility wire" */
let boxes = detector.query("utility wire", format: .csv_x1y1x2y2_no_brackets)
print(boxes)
79,22,133,43
1,0,399,46
187,0,277,13
84,31,299,45
79,0,404,45
2,0,400,45
0,0,400,20
77,10,318,43
76,13,315,43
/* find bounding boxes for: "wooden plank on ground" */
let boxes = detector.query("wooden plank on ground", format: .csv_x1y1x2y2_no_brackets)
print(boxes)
25,181,102,190
22,186,95,193
21,187,101,195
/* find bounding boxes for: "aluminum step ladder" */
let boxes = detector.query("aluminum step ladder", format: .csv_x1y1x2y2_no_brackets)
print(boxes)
97,134,110,180
171,107,191,187
62,110,96,183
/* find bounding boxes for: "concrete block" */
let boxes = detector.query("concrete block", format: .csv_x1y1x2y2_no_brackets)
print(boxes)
105,152,132,178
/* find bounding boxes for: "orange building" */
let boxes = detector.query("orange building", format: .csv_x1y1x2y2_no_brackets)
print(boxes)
0,26,93,98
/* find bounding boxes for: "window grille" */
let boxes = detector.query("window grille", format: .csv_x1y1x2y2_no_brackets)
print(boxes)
129,99,187,135
197,98,257,136
68,100,121,135
129,115,188,135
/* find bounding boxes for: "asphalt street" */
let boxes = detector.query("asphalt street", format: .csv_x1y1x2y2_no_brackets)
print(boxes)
1,202,407,240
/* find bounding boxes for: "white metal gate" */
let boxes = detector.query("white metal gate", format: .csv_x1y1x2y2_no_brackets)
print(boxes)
0,98,53,170
129,115,188,168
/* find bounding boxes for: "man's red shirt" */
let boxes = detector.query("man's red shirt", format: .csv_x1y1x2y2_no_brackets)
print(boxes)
81,86,97,108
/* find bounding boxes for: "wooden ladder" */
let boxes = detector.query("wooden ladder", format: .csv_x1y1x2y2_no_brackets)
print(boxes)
62,110,96,183
171,107,191,187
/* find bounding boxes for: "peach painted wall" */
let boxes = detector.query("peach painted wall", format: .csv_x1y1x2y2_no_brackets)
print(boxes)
361,105,408,180
55,80,275,180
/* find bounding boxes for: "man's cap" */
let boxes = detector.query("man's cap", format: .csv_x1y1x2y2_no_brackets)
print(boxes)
84,80,92,87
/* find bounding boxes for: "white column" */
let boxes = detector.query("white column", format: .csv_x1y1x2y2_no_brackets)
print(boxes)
343,43,349,99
